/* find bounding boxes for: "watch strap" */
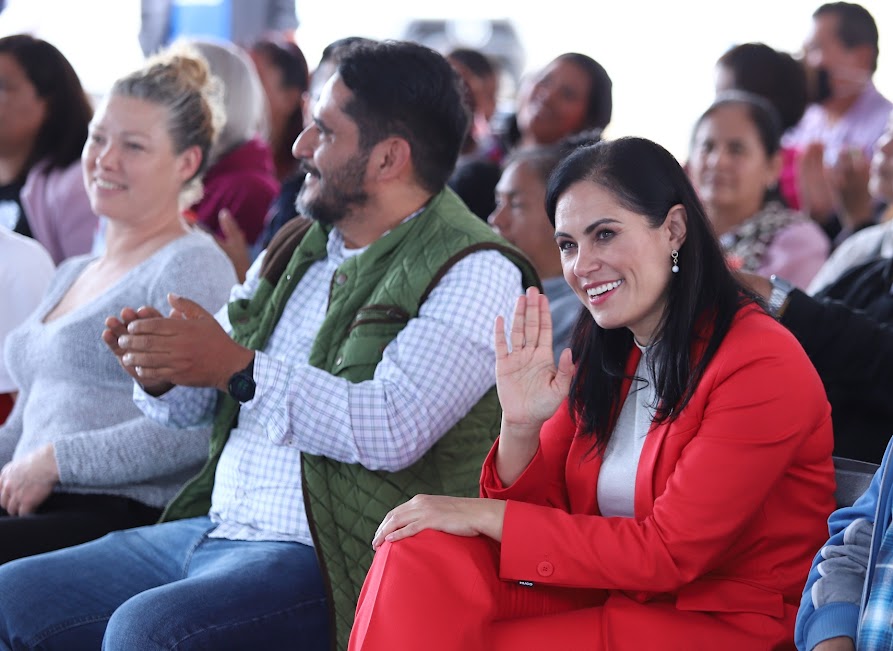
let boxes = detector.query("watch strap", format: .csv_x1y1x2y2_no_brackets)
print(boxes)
767,275,794,317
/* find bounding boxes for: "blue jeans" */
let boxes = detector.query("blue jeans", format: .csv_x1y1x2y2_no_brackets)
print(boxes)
0,517,329,651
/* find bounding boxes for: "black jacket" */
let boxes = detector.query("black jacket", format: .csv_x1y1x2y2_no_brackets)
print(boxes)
781,256,893,463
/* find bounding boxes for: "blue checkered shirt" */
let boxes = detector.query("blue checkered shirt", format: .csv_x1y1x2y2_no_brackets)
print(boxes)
860,522,893,649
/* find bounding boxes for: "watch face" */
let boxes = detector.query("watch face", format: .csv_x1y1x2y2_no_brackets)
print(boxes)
228,372,256,402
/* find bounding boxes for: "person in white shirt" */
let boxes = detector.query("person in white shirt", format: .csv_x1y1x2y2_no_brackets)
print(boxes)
0,225,53,407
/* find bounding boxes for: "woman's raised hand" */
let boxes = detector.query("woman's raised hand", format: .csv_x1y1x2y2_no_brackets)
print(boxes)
495,287,574,430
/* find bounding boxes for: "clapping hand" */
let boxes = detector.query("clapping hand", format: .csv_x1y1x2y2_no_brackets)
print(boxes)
798,143,837,224
109,293,253,393
103,305,173,395
830,148,875,231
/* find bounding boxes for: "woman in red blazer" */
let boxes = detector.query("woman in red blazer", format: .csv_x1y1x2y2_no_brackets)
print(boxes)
349,137,836,650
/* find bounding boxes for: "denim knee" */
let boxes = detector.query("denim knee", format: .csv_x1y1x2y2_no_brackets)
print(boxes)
0,556,109,651
102,591,330,651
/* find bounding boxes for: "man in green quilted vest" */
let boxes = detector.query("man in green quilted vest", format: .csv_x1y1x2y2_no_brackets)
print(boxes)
0,40,539,651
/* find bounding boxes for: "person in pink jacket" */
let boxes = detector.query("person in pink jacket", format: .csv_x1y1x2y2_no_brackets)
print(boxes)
349,137,836,651
0,34,96,264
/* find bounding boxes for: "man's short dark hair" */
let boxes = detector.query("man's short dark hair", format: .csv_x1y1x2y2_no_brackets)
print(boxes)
337,40,470,194
446,48,496,80
717,43,808,131
814,2,880,71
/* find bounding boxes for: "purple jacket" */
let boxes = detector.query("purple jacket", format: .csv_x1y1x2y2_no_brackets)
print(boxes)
21,159,97,265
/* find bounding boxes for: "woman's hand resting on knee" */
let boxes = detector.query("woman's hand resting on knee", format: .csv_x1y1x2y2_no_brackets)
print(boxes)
371,495,507,551
0,443,59,516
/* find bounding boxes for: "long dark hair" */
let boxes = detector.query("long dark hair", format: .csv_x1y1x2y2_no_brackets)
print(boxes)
0,34,92,176
716,42,807,132
545,137,756,453
250,38,309,179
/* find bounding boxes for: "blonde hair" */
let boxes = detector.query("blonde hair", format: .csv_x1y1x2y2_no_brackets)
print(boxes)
111,42,226,207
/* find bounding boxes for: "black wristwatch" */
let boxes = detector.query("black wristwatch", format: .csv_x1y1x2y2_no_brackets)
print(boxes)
227,357,256,403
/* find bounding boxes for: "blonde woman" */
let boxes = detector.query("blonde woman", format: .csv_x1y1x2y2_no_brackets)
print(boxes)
0,46,236,563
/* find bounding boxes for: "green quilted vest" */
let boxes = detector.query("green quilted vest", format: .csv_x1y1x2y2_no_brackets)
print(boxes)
161,188,539,650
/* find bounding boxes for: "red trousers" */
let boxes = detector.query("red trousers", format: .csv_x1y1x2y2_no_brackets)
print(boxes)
348,531,794,651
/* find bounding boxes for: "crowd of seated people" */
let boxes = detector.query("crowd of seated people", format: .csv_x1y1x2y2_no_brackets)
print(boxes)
0,2,892,649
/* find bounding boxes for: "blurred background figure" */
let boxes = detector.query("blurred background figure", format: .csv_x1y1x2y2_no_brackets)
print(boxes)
139,0,298,56
244,36,309,271
786,1,892,243
249,37,309,184
498,52,612,155
0,226,53,425
0,34,96,264
737,111,893,462
714,42,809,210
488,134,599,360
187,37,279,249
451,51,612,223
446,51,501,221
689,91,829,288
446,47,499,159
808,112,893,292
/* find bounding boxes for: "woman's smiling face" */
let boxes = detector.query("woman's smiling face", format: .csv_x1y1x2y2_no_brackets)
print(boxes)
554,180,686,345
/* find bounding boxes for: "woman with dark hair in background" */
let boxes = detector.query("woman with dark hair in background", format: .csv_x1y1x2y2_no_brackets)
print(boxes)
499,52,612,154
488,133,599,359
249,37,309,184
349,137,835,651
689,91,829,288
0,34,96,264
714,42,809,210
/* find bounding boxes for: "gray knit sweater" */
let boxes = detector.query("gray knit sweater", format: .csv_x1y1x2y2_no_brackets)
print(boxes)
0,229,236,508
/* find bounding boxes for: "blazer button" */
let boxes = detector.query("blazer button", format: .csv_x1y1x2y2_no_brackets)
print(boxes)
536,561,554,577
335,273,348,285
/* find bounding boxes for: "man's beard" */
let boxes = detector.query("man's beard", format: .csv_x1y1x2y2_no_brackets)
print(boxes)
296,153,370,226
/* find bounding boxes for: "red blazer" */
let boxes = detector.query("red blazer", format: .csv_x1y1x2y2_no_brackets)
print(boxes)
481,305,835,650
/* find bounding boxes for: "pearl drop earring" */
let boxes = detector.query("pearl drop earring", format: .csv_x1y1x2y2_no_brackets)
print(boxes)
671,249,679,274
